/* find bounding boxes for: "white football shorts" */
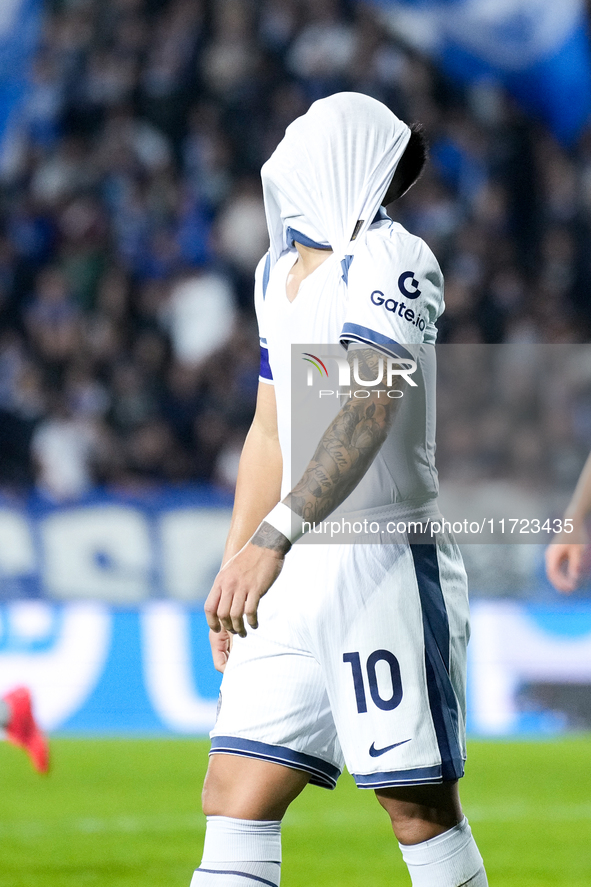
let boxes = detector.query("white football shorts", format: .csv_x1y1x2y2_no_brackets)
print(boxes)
210,540,469,790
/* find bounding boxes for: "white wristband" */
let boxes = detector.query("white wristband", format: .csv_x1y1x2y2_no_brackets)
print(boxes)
263,502,305,545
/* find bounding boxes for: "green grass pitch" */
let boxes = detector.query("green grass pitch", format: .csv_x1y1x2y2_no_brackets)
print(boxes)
1,737,590,886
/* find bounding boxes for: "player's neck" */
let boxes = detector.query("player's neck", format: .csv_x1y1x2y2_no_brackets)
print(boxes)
286,242,334,302
294,242,333,277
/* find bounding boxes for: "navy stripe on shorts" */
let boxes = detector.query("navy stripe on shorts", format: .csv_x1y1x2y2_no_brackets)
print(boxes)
410,543,464,782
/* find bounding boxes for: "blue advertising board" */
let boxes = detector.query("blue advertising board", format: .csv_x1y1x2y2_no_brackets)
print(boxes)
0,601,221,735
1,490,590,737
0,596,590,737
0,487,233,603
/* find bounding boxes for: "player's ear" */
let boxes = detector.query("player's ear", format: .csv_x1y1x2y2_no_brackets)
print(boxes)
382,123,429,205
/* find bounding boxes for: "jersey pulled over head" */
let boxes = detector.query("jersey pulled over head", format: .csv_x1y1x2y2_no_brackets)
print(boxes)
261,92,411,268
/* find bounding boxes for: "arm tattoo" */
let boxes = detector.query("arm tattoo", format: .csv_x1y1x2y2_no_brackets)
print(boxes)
251,520,292,555
286,346,405,525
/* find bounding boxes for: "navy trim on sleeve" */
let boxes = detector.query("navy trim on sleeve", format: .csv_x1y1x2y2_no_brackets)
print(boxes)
339,322,413,361
259,345,273,381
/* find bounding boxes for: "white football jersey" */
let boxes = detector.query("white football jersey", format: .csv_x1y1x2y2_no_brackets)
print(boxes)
255,212,445,517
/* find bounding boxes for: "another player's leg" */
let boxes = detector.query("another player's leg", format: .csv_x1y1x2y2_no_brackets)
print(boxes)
191,754,310,886
376,781,487,886
0,686,50,774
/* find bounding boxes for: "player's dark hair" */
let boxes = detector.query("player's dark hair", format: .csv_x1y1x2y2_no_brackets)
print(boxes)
383,123,428,204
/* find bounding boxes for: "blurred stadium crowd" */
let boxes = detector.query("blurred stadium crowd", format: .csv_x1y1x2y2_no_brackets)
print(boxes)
1,0,591,501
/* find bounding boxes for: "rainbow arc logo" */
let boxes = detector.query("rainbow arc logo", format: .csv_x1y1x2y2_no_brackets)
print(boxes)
302,352,329,377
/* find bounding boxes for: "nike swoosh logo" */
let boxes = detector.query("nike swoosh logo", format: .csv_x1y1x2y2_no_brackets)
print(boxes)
369,739,411,758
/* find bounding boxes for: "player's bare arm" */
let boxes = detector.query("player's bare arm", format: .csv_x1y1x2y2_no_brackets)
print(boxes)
205,345,405,639
220,382,282,564
546,450,591,592
206,381,282,668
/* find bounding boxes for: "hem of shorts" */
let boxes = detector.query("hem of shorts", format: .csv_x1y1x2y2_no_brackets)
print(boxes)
352,759,465,790
209,735,341,790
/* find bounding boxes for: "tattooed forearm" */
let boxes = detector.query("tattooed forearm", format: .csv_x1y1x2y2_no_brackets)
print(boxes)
286,346,405,525
286,399,389,522
251,520,292,555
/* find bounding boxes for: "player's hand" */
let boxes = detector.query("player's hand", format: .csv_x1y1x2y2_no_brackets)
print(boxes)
545,542,588,593
204,542,284,637
209,629,232,673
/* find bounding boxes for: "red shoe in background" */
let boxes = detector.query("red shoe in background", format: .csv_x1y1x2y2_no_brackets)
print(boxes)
3,687,50,774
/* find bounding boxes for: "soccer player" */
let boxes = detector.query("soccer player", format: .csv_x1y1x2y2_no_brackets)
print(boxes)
0,686,49,773
193,94,487,887
546,451,591,592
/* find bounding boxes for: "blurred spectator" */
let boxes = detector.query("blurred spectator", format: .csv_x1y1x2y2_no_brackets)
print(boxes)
162,269,236,366
31,393,100,500
215,177,269,275
201,0,258,102
25,267,81,373
287,0,357,95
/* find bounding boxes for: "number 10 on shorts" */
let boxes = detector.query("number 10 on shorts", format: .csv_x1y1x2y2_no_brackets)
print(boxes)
343,650,403,713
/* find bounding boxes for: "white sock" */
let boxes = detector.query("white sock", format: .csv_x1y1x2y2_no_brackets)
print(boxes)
399,816,488,887
191,816,281,886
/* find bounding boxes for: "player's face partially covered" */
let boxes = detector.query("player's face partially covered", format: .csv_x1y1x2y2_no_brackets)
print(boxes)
261,92,411,265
